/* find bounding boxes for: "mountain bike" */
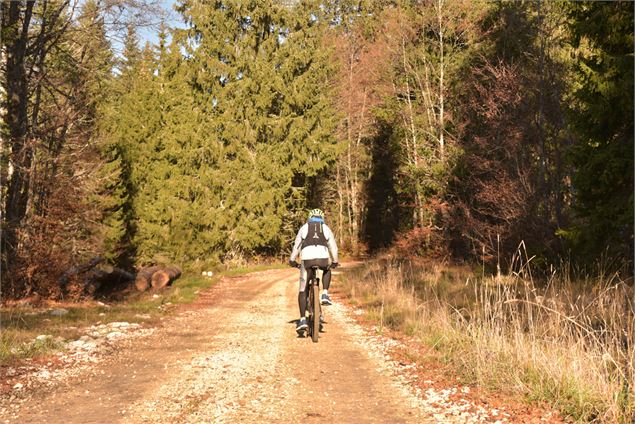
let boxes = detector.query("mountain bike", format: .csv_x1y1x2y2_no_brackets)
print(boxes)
291,262,328,342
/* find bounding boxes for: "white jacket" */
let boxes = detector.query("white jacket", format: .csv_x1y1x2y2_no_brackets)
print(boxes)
290,222,339,263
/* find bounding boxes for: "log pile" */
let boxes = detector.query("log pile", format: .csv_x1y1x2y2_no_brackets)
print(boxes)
57,258,182,298
58,257,138,298
135,266,182,292
134,266,162,291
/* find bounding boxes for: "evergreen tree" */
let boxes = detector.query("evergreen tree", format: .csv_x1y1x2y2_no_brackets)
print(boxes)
98,25,148,264
565,1,634,262
170,0,338,260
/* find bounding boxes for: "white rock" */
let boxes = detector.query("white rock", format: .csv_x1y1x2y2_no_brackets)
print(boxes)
106,331,125,340
49,308,69,316
108,322,131,328
36,334,52,341
68,338,98,351
35,370,51,380
67,340,84,349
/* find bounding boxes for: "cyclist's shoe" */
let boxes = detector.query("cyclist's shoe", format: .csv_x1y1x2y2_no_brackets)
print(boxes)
296,317,308,333
321,293,332,305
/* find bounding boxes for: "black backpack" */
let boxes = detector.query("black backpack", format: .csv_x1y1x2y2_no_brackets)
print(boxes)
301,221,328,248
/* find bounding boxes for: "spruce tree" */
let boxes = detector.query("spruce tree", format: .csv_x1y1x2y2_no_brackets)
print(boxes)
98,25,151,264
565,2,634,261
174,0,338,259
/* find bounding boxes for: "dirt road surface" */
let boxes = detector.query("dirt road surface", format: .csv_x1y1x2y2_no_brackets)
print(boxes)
0,267,509,423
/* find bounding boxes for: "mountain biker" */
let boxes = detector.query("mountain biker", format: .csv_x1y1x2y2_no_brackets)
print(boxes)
289,208,339,333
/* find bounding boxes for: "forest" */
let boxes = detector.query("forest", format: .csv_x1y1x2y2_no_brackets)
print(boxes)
1,0,633,297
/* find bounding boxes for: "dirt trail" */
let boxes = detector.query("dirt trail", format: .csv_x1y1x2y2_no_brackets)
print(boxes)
1,267,493,423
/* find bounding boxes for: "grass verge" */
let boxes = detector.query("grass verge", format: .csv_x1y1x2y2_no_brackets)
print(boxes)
337,259,634,423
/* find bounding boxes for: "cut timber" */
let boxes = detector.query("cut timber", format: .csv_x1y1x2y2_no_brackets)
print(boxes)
135,266,162,292
151,266,182,290
89,266,135,297
99,265,135,282
59,257,104,286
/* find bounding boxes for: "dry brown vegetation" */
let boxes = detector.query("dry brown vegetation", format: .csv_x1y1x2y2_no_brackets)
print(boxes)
339,258,634,422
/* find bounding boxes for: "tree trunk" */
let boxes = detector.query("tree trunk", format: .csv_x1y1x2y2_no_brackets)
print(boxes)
437,0,446,161
2,1,36,278
336,161,344,242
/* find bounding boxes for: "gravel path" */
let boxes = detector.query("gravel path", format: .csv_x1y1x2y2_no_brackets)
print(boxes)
0,267,511,423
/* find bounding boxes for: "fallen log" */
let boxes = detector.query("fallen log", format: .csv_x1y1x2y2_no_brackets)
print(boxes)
59,257,104,286
89,265,136,297
97,265,135,285
135,266,162,292
151,266,182,290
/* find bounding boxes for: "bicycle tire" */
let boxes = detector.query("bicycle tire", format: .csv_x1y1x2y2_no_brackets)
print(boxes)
311,283,320,342
307,283,313,339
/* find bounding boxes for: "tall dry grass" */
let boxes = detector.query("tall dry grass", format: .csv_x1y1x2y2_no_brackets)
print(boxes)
342,259,634,422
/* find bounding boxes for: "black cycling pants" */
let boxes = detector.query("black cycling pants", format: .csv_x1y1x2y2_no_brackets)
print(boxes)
302,258,331,290
298,258,330,317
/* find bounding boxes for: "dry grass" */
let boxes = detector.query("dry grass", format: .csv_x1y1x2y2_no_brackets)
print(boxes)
340,259,634,423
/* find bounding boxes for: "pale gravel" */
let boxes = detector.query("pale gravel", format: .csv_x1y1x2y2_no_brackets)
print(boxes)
126,280,289,423
329,302,511,423
0,321,154,421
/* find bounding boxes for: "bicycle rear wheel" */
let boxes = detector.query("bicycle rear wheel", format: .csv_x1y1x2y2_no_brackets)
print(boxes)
311,283,320,343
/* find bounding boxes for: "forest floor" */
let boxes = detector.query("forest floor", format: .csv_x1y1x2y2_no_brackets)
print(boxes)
0,265,562,423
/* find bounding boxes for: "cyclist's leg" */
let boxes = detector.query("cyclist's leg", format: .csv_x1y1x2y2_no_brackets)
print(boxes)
320,268,333,304
322,267,331,291
298,263,307,317
300,263,317,318
298,290,308,318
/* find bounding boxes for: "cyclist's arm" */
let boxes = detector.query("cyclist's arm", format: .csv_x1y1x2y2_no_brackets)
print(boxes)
324,225,339,263
290,225,305,262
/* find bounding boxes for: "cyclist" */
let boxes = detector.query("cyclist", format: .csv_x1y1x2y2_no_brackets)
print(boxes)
289,208,339,333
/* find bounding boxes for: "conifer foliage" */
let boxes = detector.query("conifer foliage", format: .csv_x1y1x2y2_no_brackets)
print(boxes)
102,0,338,265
